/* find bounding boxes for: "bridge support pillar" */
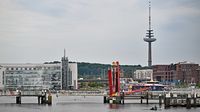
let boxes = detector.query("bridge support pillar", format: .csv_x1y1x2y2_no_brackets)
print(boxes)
16,90,21,104
16,96,21,104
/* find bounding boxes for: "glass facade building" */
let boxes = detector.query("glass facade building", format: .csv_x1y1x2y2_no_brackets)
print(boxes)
0,63,62,91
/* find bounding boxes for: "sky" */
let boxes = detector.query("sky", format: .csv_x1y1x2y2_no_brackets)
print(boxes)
0,0,200,66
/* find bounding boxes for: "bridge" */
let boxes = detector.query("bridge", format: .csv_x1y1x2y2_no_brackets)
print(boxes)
0,90,53,105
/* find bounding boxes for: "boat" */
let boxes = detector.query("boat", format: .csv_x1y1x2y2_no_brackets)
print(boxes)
121,79,168,95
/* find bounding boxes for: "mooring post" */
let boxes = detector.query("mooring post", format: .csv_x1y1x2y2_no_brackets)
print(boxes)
16,90,21,104
122,97,124,104
146,92,149,104
173,94,177,107
103,96,107,104
109,98,113,104
116,96,121,104
48,93,52,105
193,93,196,108
186,94,191,109
41,90,45,104
121,92,125,104
159,94,162,106
164,93,170,109
44,90,47,104
38,96,41,104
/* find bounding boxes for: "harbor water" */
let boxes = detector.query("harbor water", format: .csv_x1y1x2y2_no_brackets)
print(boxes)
0,95,199,112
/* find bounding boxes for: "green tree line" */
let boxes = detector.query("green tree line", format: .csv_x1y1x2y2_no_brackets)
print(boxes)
78,62,141,79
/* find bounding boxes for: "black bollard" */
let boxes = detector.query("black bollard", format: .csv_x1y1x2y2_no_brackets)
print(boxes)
16,91,21,104
116,96,121,104
146,92,149,104
16,96,21,104
186,94,191,109
38,96,41,104
122,98,124,104
122,92,125,104
194,97,196,108
16,96,19,104
103,96,107,103
186,98,191,109
44,90,47,104
164,94,170,109
193,93,197,108
41,96,44,104
41,90,47,104
159,94,162,106
173,94,177,107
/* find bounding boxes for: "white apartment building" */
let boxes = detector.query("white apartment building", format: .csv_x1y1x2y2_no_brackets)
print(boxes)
134,69,153,81
68,63,78,89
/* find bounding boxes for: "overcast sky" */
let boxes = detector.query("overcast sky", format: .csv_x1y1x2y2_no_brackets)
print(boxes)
0,0,200,66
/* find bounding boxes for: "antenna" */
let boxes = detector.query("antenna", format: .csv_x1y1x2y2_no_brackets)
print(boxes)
143,0,156,67
149,0,151,30
64,49,66,58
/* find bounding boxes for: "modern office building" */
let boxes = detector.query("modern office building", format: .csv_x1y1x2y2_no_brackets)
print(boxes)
0,66,5,90
61,50,78,90
0,63,62,90
0,57,78,91
61,53,71,90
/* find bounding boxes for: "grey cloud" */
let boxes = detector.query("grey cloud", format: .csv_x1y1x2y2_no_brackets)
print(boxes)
0,0,199,66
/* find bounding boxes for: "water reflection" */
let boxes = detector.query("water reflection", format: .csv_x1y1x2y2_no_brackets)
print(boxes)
109,104,119,109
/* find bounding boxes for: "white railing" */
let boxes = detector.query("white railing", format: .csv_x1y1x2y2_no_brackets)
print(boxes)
20,91,42,96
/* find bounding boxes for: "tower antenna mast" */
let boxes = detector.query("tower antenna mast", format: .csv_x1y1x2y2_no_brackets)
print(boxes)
143,0,156,67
